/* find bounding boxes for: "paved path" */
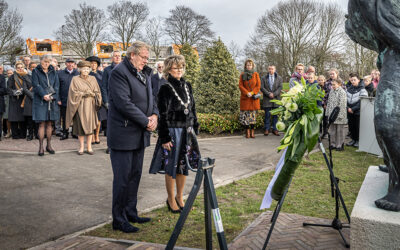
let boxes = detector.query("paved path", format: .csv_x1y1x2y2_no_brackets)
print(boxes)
0,133,284,249
229,211,350,249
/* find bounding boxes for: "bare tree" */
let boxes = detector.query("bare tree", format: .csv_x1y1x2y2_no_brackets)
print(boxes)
311,3,345,74
55,3,107,58
145,17,164,61
245,0,348,79
0,0,24,57
228,40,243,67
165,5,215,47
107,1,149,51
254,0,319,77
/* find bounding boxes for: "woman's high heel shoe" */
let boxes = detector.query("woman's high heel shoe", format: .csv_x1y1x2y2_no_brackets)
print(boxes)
175,197,184,210
166,200,181,213
38,148,44,156
46,147,55,154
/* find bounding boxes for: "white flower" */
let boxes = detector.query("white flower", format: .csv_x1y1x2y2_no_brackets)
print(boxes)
281,97,290,106
283,110,292,120
288,85,304,96
276,121,286,131
285,103,298,112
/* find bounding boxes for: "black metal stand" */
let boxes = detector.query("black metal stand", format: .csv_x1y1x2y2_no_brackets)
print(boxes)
262,135,352,249
166,157,228,250
302,136,351,248
262,176,293,250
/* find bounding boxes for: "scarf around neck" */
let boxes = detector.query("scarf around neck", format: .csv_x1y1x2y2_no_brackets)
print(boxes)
242,69,255,81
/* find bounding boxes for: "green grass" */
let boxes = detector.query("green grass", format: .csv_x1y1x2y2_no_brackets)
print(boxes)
86,147,383,248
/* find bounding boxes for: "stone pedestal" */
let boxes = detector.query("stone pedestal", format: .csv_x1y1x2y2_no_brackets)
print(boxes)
351,166,400,249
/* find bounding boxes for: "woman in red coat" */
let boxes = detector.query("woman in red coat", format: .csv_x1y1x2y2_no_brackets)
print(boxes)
239,59,261,138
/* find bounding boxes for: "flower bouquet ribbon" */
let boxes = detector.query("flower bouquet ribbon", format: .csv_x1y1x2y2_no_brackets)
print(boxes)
261,78,324,209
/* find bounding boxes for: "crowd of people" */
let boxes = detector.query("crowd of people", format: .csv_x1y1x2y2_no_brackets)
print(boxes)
238,61,380,151
0,40,382,233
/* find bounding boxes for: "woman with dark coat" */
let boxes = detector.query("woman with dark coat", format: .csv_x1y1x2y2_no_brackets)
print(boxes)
239,59,261,138
86,56,105,145
21,65,35,141
150,55,200,213
7,62,29,139
32,55,60,156
0,72,6,140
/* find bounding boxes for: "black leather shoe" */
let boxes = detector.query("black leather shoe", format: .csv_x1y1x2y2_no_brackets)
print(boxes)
336,144,344,151
38,148,44,156
329,145,336,150
60,133,68,140
166,200,181,214
127,215,151,224
27,135,33,141
112,221,139,233
346,140,355,146
106,148,110,154
46,147,55,154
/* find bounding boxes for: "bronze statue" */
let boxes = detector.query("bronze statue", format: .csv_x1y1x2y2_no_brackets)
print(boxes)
346,0,400,211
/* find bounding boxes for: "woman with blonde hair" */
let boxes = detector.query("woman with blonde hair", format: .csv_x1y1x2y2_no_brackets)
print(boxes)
66,61,102,155
32,55,60,156
150,55,200,213
239,59,261,138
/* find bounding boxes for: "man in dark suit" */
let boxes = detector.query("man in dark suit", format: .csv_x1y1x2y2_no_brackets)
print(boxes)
260,65,283,136
57,58,79,140
103,51,122,154
151,61,167,100
107,41,158,233
0,68,6,141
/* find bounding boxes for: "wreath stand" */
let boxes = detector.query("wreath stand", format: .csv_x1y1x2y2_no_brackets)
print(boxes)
262,136,351,249
166,157,228,250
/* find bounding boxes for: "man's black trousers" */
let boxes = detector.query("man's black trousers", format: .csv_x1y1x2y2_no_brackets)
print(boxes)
110,148,145,225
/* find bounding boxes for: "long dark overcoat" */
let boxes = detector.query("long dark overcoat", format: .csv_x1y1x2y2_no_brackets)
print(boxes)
31,64,60,122
7,73,28,122
107,57,159,150
0,75,6,114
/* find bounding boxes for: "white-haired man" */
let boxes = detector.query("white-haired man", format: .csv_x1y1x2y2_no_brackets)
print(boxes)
151,61,167,99
107,41,158,233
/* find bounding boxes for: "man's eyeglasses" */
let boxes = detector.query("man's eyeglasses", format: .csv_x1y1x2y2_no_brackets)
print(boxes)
137,54,149,61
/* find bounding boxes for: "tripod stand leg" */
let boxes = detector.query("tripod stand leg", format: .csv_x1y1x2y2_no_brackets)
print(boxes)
338,228,350,248
318,139,351,223
204,174,213,250
262,176,293,250
204,168,228,250
166,168,204,250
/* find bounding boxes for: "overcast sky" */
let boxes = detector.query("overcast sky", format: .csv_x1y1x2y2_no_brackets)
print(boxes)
7,0,348,48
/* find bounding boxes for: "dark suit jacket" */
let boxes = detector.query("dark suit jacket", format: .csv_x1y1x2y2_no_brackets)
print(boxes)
101,62,117,104
58,68,79,106
107,57,159,150
0,75,6,114
260,73,283,108
151,72,167,99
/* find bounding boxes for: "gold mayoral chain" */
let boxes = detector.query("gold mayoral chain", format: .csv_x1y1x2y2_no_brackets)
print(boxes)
166,82,191,115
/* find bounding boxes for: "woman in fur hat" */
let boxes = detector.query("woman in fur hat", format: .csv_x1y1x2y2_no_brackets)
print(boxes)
66,61,102,155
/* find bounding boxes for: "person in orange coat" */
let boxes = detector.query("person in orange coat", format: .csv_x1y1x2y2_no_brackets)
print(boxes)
239,59,261,138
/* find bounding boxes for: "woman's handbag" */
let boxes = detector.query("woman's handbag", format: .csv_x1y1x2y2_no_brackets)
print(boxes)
252,93,261,99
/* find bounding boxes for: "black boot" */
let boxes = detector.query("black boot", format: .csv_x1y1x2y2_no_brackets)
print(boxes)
60,132,69,140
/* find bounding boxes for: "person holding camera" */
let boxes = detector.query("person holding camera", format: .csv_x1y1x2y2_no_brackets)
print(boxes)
7,62,29,139
32,55,60,156
239,59,261,138
65,61,102,155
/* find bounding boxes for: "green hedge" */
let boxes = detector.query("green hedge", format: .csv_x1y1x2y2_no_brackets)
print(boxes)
198,110,265,134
